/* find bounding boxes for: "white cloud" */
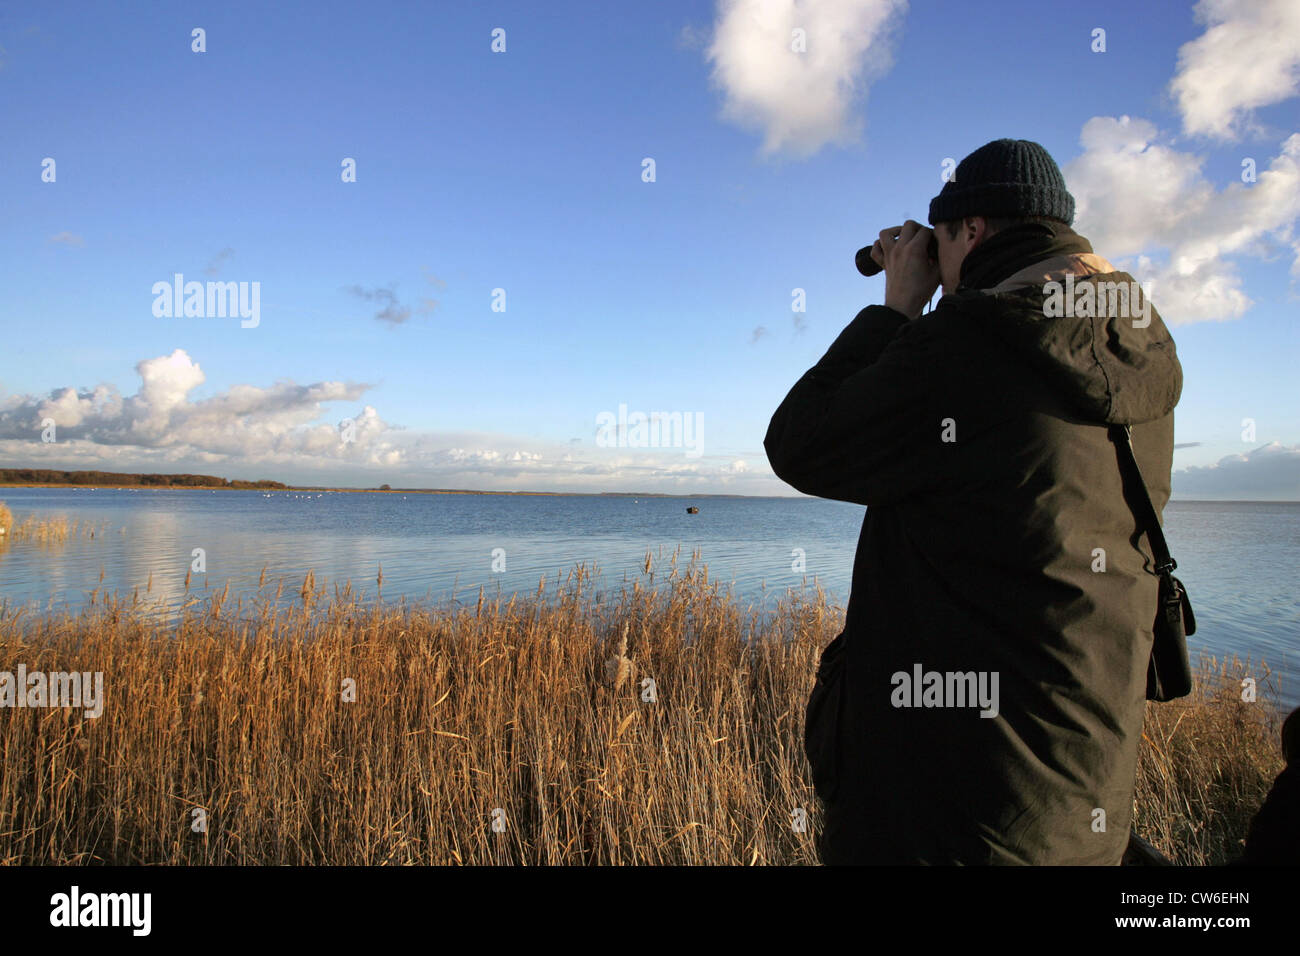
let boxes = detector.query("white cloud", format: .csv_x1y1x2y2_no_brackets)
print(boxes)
0,349,372,459
1067,117,1213,253
7,350,1291,497
705,0,906,158
1066,118,1300,322
1170,0,1300,140
1173,442,1300,499
0,352,769,493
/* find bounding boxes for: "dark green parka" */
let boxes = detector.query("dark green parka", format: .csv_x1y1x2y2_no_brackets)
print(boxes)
764,222,1182,864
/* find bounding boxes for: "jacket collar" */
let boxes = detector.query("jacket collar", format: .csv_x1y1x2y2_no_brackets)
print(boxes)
957,221,1095,293
986,252,1118,293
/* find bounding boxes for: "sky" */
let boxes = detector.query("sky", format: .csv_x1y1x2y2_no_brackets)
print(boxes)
2,0,1298,498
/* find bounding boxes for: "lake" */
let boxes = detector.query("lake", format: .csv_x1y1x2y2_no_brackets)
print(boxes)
1,488,1295,709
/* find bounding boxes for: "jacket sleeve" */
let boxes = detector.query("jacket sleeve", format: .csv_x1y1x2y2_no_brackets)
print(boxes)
763,304,944,507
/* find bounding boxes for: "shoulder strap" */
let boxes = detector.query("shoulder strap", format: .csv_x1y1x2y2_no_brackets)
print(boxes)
1108,423,1176,575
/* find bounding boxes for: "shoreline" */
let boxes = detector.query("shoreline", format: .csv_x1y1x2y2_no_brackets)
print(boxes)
1,483,1295,503
0,483,778,499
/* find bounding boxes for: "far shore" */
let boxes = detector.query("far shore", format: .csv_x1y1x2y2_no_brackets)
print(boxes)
0,483,768,498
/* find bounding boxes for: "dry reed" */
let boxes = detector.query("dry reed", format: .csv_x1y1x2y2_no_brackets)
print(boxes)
1133,652,1285,865
0,501,106,544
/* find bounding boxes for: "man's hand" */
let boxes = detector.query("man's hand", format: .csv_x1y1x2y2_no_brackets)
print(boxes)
870,220,940,320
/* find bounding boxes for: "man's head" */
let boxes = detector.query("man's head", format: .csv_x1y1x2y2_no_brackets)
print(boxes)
927,139,1075,294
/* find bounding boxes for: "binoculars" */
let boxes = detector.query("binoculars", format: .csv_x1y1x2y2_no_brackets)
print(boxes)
855,231,939,277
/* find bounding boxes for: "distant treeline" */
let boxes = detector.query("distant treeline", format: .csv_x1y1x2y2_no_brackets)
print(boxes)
0,469,286,490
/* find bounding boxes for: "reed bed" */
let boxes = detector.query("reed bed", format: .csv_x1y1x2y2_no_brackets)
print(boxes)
0,558,840,865
0,557,1286,865
0,501,106,544
1133,653,1285,865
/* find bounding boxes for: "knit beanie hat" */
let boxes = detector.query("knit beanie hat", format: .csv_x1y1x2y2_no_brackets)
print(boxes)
928,139,1075,226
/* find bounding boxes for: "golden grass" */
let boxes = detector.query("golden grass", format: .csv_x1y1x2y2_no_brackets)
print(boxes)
0,501,107,544
1134,653,1285,865
0,557,1286,865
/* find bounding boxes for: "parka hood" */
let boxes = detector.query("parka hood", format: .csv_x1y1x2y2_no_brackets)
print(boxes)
946,227,1182,426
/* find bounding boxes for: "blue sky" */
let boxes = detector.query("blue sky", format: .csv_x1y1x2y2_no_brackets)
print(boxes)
2,0,1298,497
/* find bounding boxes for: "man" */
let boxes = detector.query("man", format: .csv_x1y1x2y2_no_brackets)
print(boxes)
764,139,1182,864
